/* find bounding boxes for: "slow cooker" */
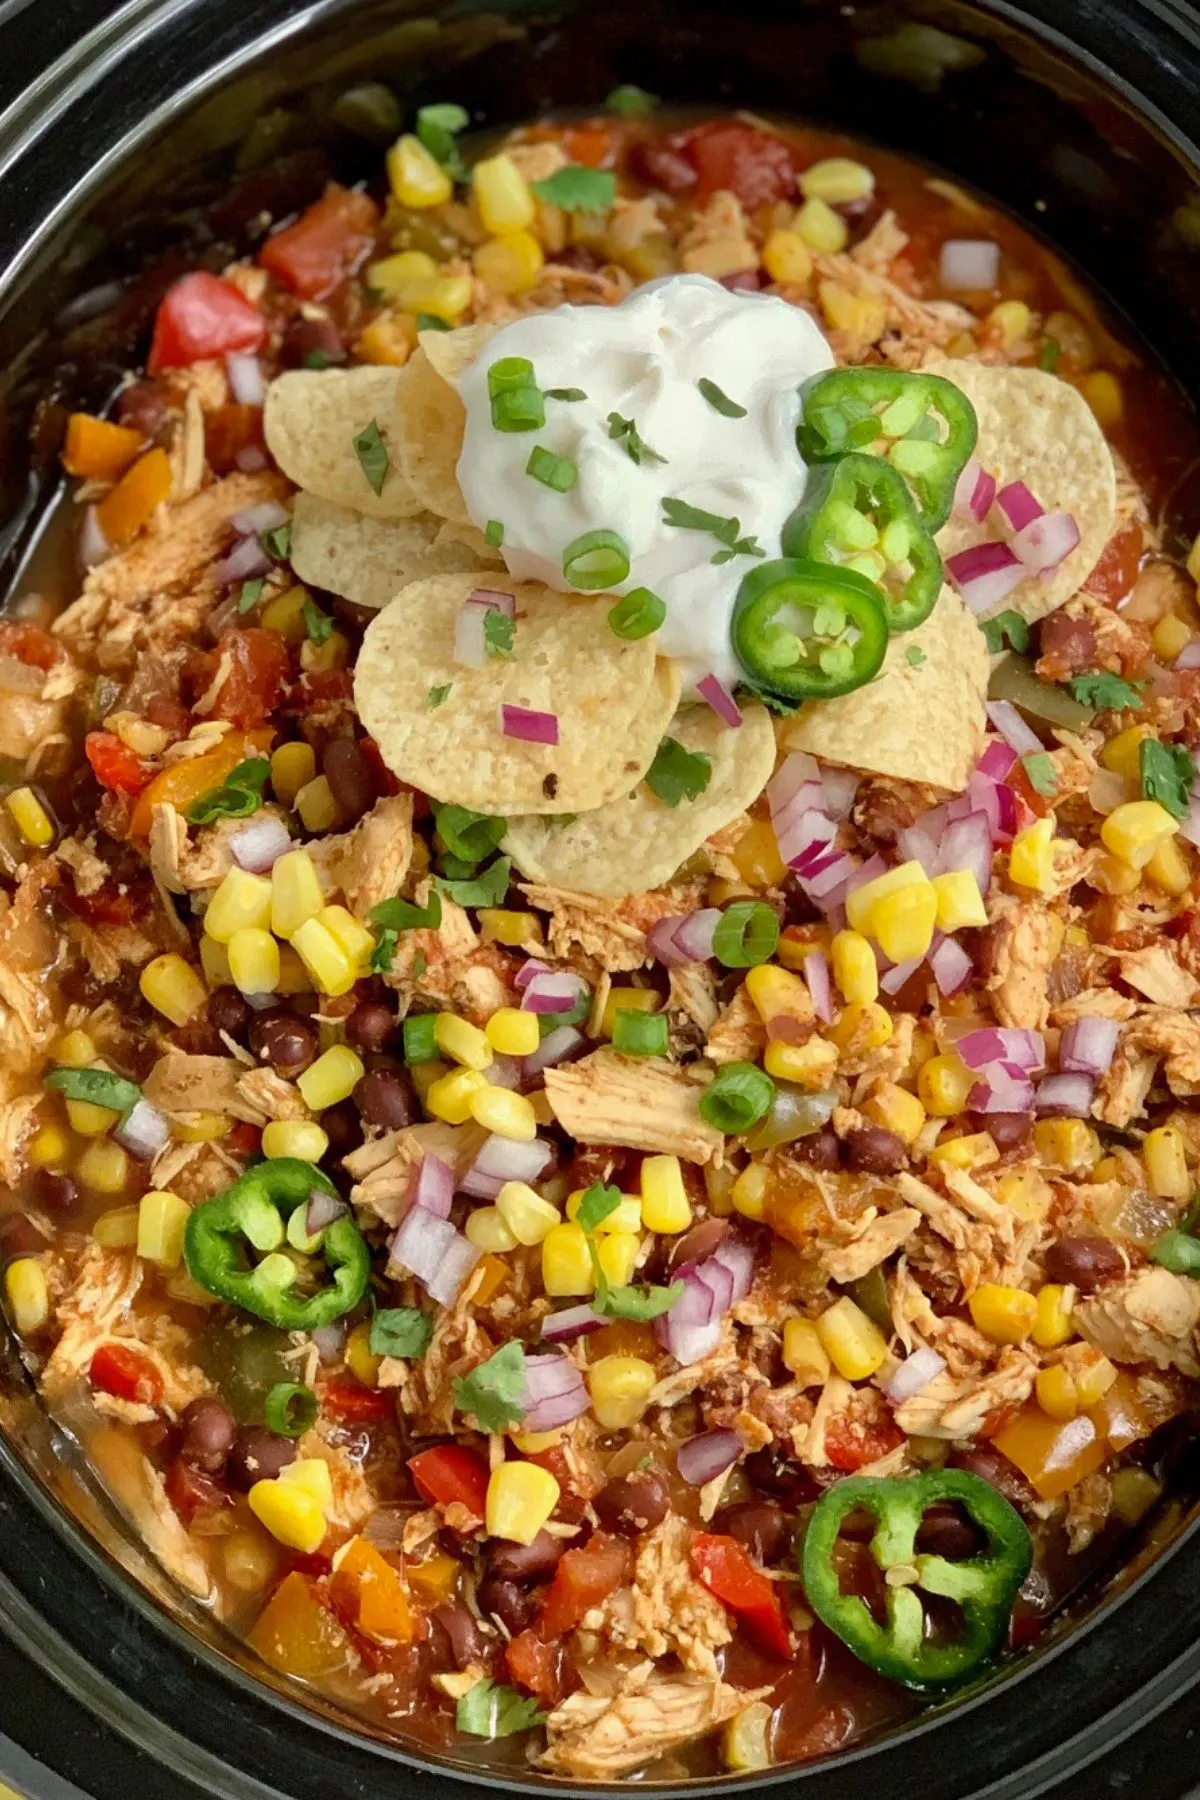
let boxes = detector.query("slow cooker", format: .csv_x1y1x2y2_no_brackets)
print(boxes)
2,1,1200,1795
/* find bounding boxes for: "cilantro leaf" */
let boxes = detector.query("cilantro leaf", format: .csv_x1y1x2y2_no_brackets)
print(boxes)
483,610,515,659
1039,337,1062,372
698,378,747,419
645,736,712,807
1069,671,1145,711
237,577,264,615
1021,751,1059,798
369,891,443,935
369,1308,433,1359
906,646,927,667
434,856,512,908
601,1281,684,1321
605,84,658,115
370,929,398,974
416,313,451,333
456,1678,546,1739
302,597,332,644
1140,737,1196,819
44,1067,141,1115
352,419,390,496
576,1182,622,1233
187,757,271,825
427,682,452,709
260,521,291,560
981,610,1031,655
530,166,616,213
303,349,331,370
452,1342,526,1432
416,103,468,180
607,412,665,468
484,519,504,547
432,803,506,866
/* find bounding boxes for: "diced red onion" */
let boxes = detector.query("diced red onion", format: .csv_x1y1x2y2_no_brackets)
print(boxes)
766,752,823,822
939,239,1000,290
957,1026,1044,1073
521,970,586,1015
217,534,272,585
1175,642,1200,671
696,674,742,728
310,1321,347,1364
454,599,488,669
655,1273,722,1366
80,506,112,570
996,481,1044,533
541,1304,606,1343
969,1071,1037,1114
485,1053,522,1092
986,701,1044,758
1179,791,1200,848
114,1097,170,1161
884,1345,946,1404
462,1134,553,1199
803,849,854,901
898,825,939,875
231,814,292,873
514,959,552,991
695,1256,735,1316
305,1189,348,1235
709,1234,756,1305
502,704,559,746
225,351,266,407
880,955,924,996
977,741,1018,783
946,541,1024,615
804,951,833,1024
844,854,888,898
966,771,1018,845
522,1353,589,1431
676,1428,744,1486
427,1234,483,1307
1059,1016,1119,1078
1011,511,1081,578
1035,1072,1096,1118
819,765,860,821
936,811,993,896
648,911,719,967
929,934,972,996
954,458,996,524
524,1025,585,1076
235,445,268,472
469,587,515,615
778,807,837,874
389,1206,458,1283
230,499,289,536
411,1153,454,1219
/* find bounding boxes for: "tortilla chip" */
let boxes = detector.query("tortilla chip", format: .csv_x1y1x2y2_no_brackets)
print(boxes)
263,367,420,519
392,348,471,525
289,493,501,610
929,360,1117,625
354,573,681,813
779,586,988,792
503,701,776,898
420,321,497,385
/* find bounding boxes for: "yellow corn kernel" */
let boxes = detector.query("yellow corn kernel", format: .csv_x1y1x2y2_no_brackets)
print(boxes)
1033,1284,1076,1349
762,228,813,287
466,1205,519,1253
1035,1363,1080,1421
435,1013,493,1072
248,1478,326,1554
730,817,787,887
223,1529,278,1594
1101,800,1177,871
529,1091,554,1128
596,1230,641,1288
260,585,309,644
173,1112,231,1143
863,1083,926,1146
818,279,888,345
345,1321,381,1389
318,904,375,970
291,916,356,996
1007,816,1057,893
396,273,472,324
794,196,848,254
509,1429,560,1455
918,1052,974,1117
76,1138,130,1196
732,1163,769,1222
297,1044,365,1112
763,1036,839,1086
205,868,273,943
995,1171,1050,1227
1146,833,1191,897
280,1457,334,1509
4,1259,48,1335
829,1002,893,1054
387,134,453,209
566,1190,642,1234
270,850,324,941
987,299,1031,347
469,1085,537,1142
1081,370,1123,429
1091,851,1141,897
801,156,875,205
485,1007,540,1057
426,1066,488,1125
28,1121,70,1169
92,1205,140,1248
55,1029,97,1068
485,1460,560,1545
228,927,281,998
1099,724,1151,779
271,741,316,807
368,249,437,294
968,1283,1038,1345
356,313,414,368
1074,1350,1118,1407
65,1097,118,1137
473,230,545,296
1144,1124,1190,1199
497,1181,561,1245
473,153,536,234
871,882,939,963
200,935,233,990
1033,1117,1100,1172
1093,1155,1122,1184
831,930,879,1005
5,786,54,848
640,1155,691,1233
478,908,541,947
929,1130,999,1172
782,1317,831,1386
1189,530,1200,586
931,869,989,932
139,952,207,1025
541,1220,593,1296
845,861,929,933
1153,614,1192,663
295,775,338,833
745,964,815,1033
600,987,660,1040
136,1188,190,1269
587,1354,657,1429
816,1297,888,1380
261,1120,329,1163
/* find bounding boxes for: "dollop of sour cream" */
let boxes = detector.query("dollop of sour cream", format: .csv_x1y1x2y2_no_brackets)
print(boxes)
456,274,834,691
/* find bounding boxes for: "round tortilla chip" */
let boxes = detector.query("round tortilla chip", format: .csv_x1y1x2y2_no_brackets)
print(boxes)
354,573,681,813
392,348,471,525
504,701,777,898
930,360,1117,626
779,586,989,793
420,321,497,385
263,367,420,519
289,493,500,610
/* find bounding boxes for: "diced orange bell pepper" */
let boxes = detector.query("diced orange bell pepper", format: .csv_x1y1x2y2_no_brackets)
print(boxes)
128,727,273,836
406,1552,460,1604
992,1373,1155,1500
333,1537,413,1644
62,413,146,481
95,447,173,547
246,1572,349,1679
471,1251,510,1304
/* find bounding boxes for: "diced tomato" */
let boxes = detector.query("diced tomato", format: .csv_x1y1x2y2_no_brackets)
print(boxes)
259,184,379,301
89,1344,165,1408
207,628,290,729
558,121,624,169
1006,761,1053,821
506,1628,565,1703
84,730,156,796
321,1378,394,1425
165,1457,233,1527
690,1531,792,1657
0,622,61,671
202,403,266,474
537,1532,633,1641
679,121,796,208
823,1408,905,1473
1085,523,1143,605
63,884,137,928
147,272,266,375
226,1121,262,1158
408,1445,490,1516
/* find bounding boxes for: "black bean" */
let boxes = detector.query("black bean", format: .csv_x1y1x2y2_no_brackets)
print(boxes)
713,1501,792,1564
248,1008,318,1080
32,1170,79,1213
845,1127,908,1176
1042,1235,1125,1294
115,382,168,440
207,988,251,1040
593,1470,669,1537
323,737,375,826
355,1068,417,1130
431,1602,486,1669
743,1445,828,1505
179,1397,237,1475
476,1576,533,1634
915,1502,984,1560
486,1528,563,1584
283,316,346,368
970,1111,1032,1155
949,1443,1034,1510
793,1127,842,1171
319,1100,360,1155
346,1001,396,1055
227,1427,297,1491
0,1214,47,1262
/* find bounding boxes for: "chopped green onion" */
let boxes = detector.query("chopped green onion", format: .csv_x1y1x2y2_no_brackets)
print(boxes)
264,1382,318,1438
403,1014,438,1064
606,84,658,115
302,597,332,644
484,610,515,658
698,1061,775,1134
612,1010,669,1057
526,445,578,492
492,387,545,433
712,901,780,969
487,357,535,397
260,521,292,559
562,529,630,590
608,587,666,640
545,387,587,402
608,412,665,467
485,519,505,547
698,378,747,419
427,682,452,709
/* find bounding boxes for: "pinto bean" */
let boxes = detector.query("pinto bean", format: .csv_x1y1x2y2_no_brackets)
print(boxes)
1042,1235,1125,1294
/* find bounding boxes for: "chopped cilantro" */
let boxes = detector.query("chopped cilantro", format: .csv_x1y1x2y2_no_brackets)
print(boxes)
456,1678,546,1740
605,84,658,115
187,757,270,825
44,1067,141,1115
1021,751,1059,798
302,349,331,371
352,419,390,496
981,610,1031,655
434,856,512,908
368,890,442,972
369,1308,433,1359
237,577,264,615
260,521,291,560
576,1182,622,1233
483,610,515,659
698,378,747,419
544,387,588,402
906,646,927,667
1140,737,1195,819
1039,337,1062,372
601,1281,684,1321
530,166,616,212
416,102,468,180
645,736,713,807
1069,671,1145,711
427,682,452,709
301,597,332,644
661,497,763,564
607,412,665,468
416,313,451,333
432,803,506,866
452,1341,526,1432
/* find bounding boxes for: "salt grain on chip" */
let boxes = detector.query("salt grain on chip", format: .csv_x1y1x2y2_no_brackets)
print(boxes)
289,493,501,610
263,366,420,519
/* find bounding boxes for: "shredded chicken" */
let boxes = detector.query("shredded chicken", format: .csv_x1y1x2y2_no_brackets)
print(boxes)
308,793,413,920
705,986,769,1065
1112,944,1199,1009
592,1516,731,1678
1075,1268,1200,1378
150,804,290,895
540,1667,770,1777
345,1120,489,1225
821,1206,921,1285
142,1053,307,1124
984,897,1059,1029
893,1347,1038,1438
545,1050,724,1164
89,1425,213,1600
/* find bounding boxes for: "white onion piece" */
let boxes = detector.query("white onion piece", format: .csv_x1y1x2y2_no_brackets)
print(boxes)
231,814,292,873
217,534,272,585
986,700,1044,757
412,1152,454,1218
114,1097,171,1161
235,445,269,472
225,352,266,407
939,239,1000,290
884,1346,946,1404
1175,641,1200,671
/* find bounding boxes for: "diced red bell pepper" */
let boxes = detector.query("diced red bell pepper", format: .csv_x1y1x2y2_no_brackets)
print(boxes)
679,121,797,208
690,1530,792,1657
320,1378,394,1425
823,1408,905,1473
89,1343,165,1408
537,1532,633,1641
84,730,157,797
147,272,266,374
506,1628,565,1702
408,1444,490,1517
1085,523,1143,605
0,623,61,671
259,184,380,301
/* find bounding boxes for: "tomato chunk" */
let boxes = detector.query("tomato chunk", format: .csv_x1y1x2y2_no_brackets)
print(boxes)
823,1407,905,1473
0,622,62,671
506,1628,565,1702
207,628,291,729
537,1532,633,1640
680,121,796,208
408,1444,490,1516
259,184,379,301
320,1377,393,1425
690,1530,792,1656
84,730,155,796
89,1344,165,1408
1085,523,1143,604
147,272,266,374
